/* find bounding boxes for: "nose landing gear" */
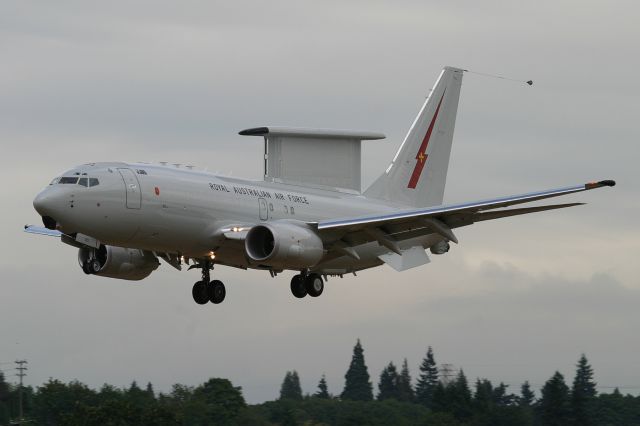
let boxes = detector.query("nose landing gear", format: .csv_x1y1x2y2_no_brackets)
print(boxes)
191,260,226,305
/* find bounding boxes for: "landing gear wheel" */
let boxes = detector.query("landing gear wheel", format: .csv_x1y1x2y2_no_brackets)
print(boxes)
82,261,91,275
89,259,101,274
192,281,209,305
305,274,324,297
290,275,307,298
209,280,226,304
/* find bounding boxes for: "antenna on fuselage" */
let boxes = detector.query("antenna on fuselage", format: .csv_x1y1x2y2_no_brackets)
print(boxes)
463,69,533,86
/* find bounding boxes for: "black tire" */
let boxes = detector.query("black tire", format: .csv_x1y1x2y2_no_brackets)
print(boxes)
209,280,226,304
290,275,307,298
192,281,209,305
82,261,91,275
90,259,102,274
305,274,324,297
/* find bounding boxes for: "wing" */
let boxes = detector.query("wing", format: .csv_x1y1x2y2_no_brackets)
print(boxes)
316,180,615,253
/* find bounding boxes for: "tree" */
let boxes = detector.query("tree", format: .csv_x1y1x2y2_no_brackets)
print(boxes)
145,382,155,399
448,369,472,420
432,369,472,421
279,371,303,401
474,378,494,413
519,381,535,407
32,379,98,425
377,362,399,401
537,371,571,426
314,374,330,399
415,346,439,407
571,354,597,426
397,358,414,403
492,382,515,406
194,378,246,424
0,372,9,425
341,339,373,401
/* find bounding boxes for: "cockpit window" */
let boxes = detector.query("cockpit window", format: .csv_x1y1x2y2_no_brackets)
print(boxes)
59,177,79,184
49,177,60,185
78,178,88,187
89,178,100,187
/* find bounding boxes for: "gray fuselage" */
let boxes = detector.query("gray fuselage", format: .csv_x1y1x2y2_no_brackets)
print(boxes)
33,162,439,274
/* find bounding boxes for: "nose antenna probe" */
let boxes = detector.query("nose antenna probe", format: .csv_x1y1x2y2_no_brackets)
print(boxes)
464,69,533,86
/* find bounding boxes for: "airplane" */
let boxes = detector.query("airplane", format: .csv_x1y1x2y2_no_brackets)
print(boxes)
25,66,615,305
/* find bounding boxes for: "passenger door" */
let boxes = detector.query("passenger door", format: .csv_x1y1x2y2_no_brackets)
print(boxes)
117,168,142,209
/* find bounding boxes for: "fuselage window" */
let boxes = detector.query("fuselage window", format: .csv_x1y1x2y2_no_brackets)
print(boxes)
59,177,79,184
78,178,88,187
89,178,100,187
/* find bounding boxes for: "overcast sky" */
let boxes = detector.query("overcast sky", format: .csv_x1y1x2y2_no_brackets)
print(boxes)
1,1,638,403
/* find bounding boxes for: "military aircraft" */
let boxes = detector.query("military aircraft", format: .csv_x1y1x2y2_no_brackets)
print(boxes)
25,66,615,305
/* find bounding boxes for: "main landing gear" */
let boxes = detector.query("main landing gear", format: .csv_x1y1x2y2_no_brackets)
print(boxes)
191,260,226,305
290,273,324,299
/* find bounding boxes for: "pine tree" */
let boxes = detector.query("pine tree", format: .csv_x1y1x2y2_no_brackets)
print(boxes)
314,374,330,399
397,358,414,403
449,369,473,420
474,379,493,413
341,339,373,401
0,372,9,425
279,371,303,400
145,382,155,399
431,381,447,412
415,346,439,407
520,381,535,406
571,354,597,426
537,371,571,426
377,362,399,400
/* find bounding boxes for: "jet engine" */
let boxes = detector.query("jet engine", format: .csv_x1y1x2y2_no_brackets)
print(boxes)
78,245,160,280
245,222,324,269
429,240,450,255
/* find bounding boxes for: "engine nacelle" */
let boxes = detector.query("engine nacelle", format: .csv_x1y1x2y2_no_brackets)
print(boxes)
430,240,450,255
245,222,324,269
78,245,160,281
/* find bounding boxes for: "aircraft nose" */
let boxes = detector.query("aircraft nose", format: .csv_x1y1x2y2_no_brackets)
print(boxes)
33,191,51,215
33,188,63,224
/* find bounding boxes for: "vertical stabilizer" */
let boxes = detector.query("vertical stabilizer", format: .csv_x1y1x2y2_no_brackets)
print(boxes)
364,66,464,207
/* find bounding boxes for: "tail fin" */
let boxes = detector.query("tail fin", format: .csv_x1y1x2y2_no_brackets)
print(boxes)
364,66,464,207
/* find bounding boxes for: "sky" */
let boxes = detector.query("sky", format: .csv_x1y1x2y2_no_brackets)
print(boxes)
1,1,639,403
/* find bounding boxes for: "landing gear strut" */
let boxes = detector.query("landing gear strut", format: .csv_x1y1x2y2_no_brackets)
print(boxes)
290,273,324,299
81,248,101,275
191,260,226,305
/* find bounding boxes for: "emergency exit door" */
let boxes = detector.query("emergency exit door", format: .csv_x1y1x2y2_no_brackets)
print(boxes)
258,198,268,221
118,168,142,209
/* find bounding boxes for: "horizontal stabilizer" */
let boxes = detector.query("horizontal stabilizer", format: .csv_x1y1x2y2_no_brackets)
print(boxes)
24,225,62,237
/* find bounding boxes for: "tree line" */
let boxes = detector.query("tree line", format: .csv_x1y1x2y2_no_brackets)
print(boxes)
1,340,639,425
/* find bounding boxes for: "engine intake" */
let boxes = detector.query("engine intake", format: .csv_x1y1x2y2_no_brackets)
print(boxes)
245,222,324,269
78,245,160,280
